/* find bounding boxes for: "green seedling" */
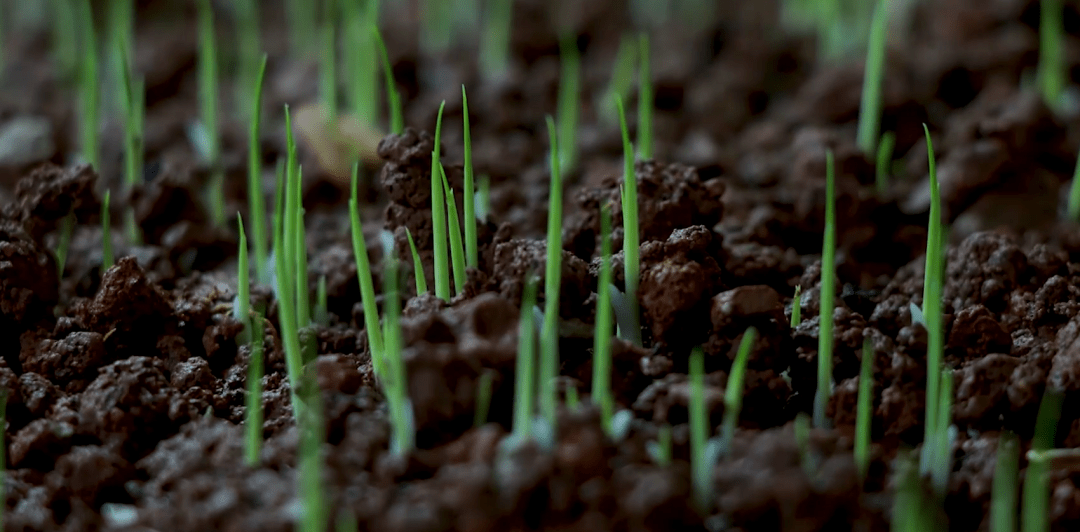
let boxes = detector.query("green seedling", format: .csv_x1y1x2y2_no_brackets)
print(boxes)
593,204,615,436
336,512,359,532
52,0,78,83
600,33,637,125
341,0,378,125
271,159,286,292
856,0,889,156
513,276,539,443
920,124,944,474
117,36,143,244
373,26,403,135
892,449,935,531
718,327,756,455
248,54,269,284
615,96,642,347
929,367,954,496
1021,389,1063,532
855,337,874,482
297,368,327,532
637,32,653,160
420,0,452,55
479,0,513,79
273,206,304,418
320,14,337,122
875,131,895,197
349,162,385,376
281,107,311,331
76,0,99,169
431,101,450,301
405,228,427,294
565,385,579,411
794,412,816,479
233,0,260,122
539,116,563,427
478,174,491,222
474,370,493,428
791,285,803,327
646,423,672,466
56,211,75,278
991,431,1019,532
314,275,328,325
245,311,264,466
814,150,836,429
556,33,580,174
286,0,317,57
195,0,224,226
101,190,113,270
1037,0,1066,112
1069,144,1080,221
462,86,478,268
438,163,467,294
380,240,413,456
689,346,716,513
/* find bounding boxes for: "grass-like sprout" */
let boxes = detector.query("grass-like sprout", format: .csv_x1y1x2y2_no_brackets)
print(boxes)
117,38,143,244
101,190,113,270
637,32,653,160
373,26,403,135
479,0,513,79
855,0,889,156
314,275,328,326
297,367,327,532
56,212,75,278
474,370,493,428
1037,0,1066,113
478,174,491,222
791,285,803,327
513,276,539,443
51,0,78,84
615,96,642,347
431,101,450,301
892,450,933,530
1069,146,1080,221
462,86,478,268
236,214,250,346
286,0,317,57
556,33,580,174
245,311,265,467
814,150,837,429
929,367,954,496
320,11,337,122
539,116,564,426
990,431,1019,532
438,163,467,294
689,346,712,513
348,162,386,377
854,336,874,482
593,204,615,436
248,55,269,285
274,110,305,415
719,327,757,455
1021,389,1063,532
420,0,452,55
195,0,224,226
646,423,672,466
875,131,895,198
794,412,815,479
381,241,413,456
341,0,378,125
600,33,637,126
76,0,99,169
233,0,260,123
919,124,945,474
405,228,427,294
290,160,311,332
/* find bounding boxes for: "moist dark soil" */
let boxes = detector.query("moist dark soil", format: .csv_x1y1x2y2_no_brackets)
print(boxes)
3,0,1080,530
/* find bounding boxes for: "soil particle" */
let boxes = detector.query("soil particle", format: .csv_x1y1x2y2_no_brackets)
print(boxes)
639,226,725,349
953,354,1020,426
0,218,59,346
492,238,591,316
946,304,1012,361
83,257,174,357
723,241,802,291
8,163,98,242
20,331,107,393
76,356,181,458
944,231,1029,313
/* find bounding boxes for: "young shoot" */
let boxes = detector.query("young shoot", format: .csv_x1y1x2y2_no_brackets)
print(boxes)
405,228,427,295
593,203,615,436
117,38,143,244
855,336,874,482
233,0,261,123
689,346,713,513
431,101,450,301
1022,389,1063,532
319,12,337,122
990,431,1019,532
245,311,265,466
438,163,467,294
286,0,317,57
719,327,757,455
814,150,837,429
556,33,580,174
381,240,413,456
637,32,653,160
646,423,672,466
248,55,270,285
474,370,493,428
56,212,76,278
615,96,642,347
600,33,637,126
875,131,895,198
479,0,513,79
791,285,803,328
236,215,249,330
1070,144,1080,221
1037,0,1066,112
920,124,944,474
195,0,224,226
929,367,954,496
342,0,378,125
101,190,113,270
76,0,99,169
856,0,889,156
373,26,403,135
539,116,563,426
348,162,385,376
297,367,327,532
462,86,478,268
513,276,539,443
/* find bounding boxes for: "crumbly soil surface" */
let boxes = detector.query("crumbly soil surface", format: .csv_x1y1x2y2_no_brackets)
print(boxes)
3,0,1080,530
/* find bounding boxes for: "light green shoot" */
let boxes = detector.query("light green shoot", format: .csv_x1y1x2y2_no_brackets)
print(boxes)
1070,145,1080,221
601,33,637,125
431,101,450,301
320,12,337,122
342,0,378,125
615,96,641,347
101,190,113,270
405,228,427,295
381,244,412,456
652,424,672,466
990,431,1019,532
556,33,580,174
1037,0,1066,113
244,311,264,466
856,0,889,156
273,203,303,418
76,0,99,169
689,346,711,513
855,337,874,482
637,32,653,160
791,285,803,328
565,385,579,411
794,412,815,479
297,367,327,532
1022,390,1062,532
248,55,269,285
875,131,895,198
462,86,478,268
52,0,79,84
930,368,954,496
420,0,452,55
719,327,757,455
513,276,539,442
293,165,311,329
233,0,260,123
373,26,403,135
920,124,944,473
314,275,328,325
539,116,563,426
196,0,224,226
814,150,836,429
438,163,467,294
56,212,75,278
478,174,491,222
474,370,493,428
479,0,513,79
593,204,615,436
286,0,317,57
349,162,385,376
117,35,143,244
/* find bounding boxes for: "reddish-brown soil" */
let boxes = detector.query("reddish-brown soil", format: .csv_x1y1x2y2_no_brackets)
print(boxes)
2,0,1080,530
